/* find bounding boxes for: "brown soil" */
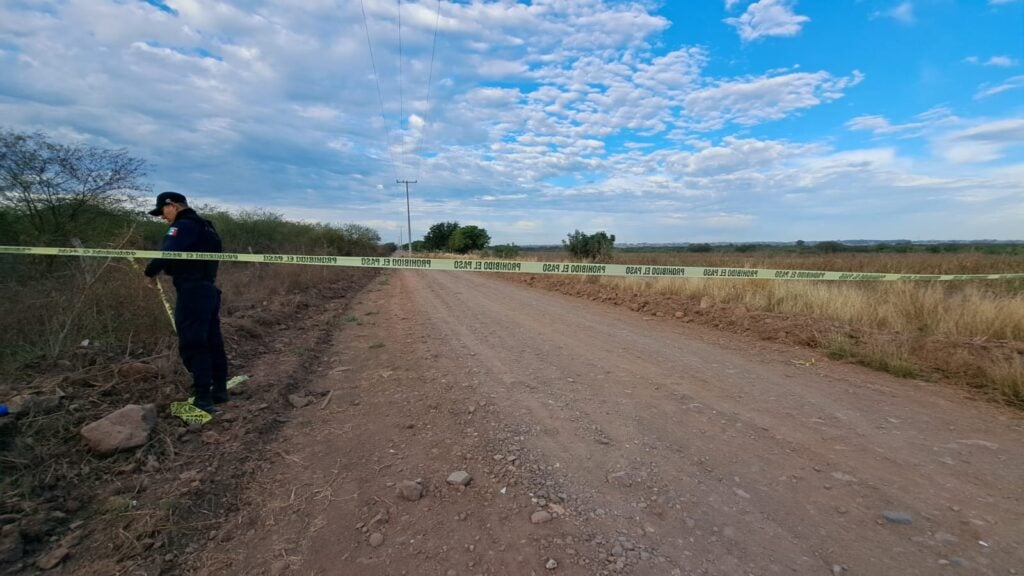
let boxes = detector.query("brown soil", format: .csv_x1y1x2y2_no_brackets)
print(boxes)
0,268,377,575
5,269,1023,575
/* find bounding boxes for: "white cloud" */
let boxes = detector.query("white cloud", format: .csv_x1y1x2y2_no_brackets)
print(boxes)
885,2,915,24
964,55,1018,67
936,119,1024,164
985,55,1017,67
975,75,1024,99
684,70,863,129
845,107,957,137
724,0,810,41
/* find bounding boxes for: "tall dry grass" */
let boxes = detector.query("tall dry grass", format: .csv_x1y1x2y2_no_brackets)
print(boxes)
515,249,1024,341
602,277,1024,341
0,256,369,380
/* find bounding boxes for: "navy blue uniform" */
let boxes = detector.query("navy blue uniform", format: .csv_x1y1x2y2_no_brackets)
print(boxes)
145,209,229,408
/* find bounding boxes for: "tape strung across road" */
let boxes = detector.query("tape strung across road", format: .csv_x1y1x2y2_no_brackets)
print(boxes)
2,245,1023,282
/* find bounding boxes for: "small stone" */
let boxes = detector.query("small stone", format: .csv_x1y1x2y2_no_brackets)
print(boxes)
531,510,553,524
397,480,423,502
447,471,472,486
546,558,558,570
882,511,913,525
270,560,289,575
369,532,384,547
116,363,159,381
368,510,388,530
36,546,69,570
201,431,222,444
287,395,311,408
674,312,684,319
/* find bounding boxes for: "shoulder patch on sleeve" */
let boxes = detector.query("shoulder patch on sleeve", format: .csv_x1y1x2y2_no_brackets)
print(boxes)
167,227,179,237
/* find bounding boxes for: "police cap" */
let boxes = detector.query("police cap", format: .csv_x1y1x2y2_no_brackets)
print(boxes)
148,191,188,216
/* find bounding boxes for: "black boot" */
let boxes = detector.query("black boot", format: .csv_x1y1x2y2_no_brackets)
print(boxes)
212,384,229,404
194,392,220,414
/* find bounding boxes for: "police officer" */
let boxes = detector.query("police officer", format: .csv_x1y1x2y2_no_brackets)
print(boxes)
145,191,229,414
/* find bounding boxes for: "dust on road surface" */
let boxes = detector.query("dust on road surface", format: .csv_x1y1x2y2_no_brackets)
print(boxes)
203,270,1024,576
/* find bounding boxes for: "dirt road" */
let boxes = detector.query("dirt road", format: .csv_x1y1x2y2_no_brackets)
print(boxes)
203,270,1024,576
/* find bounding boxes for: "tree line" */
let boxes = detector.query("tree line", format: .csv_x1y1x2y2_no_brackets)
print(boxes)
0,128,388,262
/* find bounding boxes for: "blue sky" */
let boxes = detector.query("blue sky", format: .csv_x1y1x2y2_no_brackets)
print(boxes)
1,0,1022,244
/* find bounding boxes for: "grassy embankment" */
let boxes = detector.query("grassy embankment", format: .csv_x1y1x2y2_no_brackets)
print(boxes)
506,249,1024,406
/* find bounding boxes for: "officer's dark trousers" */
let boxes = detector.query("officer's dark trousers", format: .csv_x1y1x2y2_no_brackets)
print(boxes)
174,282,228,404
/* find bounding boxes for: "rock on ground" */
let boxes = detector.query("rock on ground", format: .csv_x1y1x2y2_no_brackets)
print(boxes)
397,480,423,501
447,471,472,486
531,510,553,524
80,404,157,455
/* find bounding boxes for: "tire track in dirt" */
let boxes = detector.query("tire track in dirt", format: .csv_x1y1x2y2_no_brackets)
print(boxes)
206,270,1024,576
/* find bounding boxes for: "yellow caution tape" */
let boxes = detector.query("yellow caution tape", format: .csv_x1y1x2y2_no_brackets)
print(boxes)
2,245,1022,282
169,375,250,425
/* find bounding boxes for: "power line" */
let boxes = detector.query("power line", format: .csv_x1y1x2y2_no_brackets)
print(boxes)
397,0,405,133
359,0,399,182
414,0,443,184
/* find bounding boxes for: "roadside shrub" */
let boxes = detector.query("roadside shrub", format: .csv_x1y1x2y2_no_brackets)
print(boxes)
563,230,616,261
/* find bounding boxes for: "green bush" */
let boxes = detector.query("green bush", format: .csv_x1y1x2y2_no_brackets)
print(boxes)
448,225,490,254
423,221,460,251
563,230,615,261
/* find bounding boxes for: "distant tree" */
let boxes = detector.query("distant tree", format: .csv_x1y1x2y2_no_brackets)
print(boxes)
563,229,616,261
0,129,149,244
410,240,427,252
795,239,806,248
735,243,759,253
423,221,460,251
687,243,713,253
339,223,380,245
814,240,845,253
448,225,490,254
492,243,520,258
380,242,398,254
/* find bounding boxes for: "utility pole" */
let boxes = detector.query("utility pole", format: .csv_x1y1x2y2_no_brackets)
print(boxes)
397,179,416,254
398,225,403,255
